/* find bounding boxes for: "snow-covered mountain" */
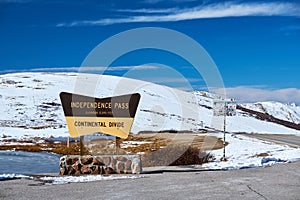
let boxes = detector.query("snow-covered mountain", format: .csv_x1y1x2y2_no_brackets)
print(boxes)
241,102,300,124
0,72,299,139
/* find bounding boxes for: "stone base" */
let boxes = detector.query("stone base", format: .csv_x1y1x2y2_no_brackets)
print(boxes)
59,155,142,175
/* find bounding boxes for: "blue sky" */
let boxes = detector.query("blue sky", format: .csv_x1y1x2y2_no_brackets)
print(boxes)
1,0,300,103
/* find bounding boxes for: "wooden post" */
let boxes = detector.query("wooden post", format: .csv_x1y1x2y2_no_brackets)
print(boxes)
80,136,84,156
67,136,70,148
115,136,121,154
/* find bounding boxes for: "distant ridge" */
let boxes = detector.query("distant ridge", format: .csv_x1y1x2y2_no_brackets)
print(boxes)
237,105,300,131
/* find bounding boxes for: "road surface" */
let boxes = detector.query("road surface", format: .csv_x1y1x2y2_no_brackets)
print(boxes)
1,161,300,200
243,134,300,148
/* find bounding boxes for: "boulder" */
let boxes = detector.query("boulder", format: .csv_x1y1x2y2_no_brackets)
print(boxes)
74,170,82,176
73,161,82,171
67,166,76,175
80,156,93,165
102,157,111,166
92,157,104,166
91,166,100,174
60,157,66,168
125,160,132,170
117,162,125,174
104,167,115,174
81,165,91,174
59,167,67,175
116,156,127,162
66,157,79,165
111,158,117,170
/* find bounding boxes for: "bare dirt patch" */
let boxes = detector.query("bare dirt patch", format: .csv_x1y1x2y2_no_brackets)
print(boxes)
0,132,224,167
82,133,224,166
255,153,270,157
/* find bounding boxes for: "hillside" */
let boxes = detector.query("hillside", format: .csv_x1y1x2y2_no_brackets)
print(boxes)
0,72,299,139
241,102,300,124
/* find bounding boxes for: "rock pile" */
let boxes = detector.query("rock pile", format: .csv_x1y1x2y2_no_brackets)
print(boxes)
59,155,142,175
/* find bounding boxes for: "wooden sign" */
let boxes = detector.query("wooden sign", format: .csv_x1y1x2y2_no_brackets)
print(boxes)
60,92,140,139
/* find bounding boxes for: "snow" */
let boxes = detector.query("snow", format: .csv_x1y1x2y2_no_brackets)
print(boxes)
121,141,152,148
242,102,300,124
0,173,143,184
202,133,300,170
1,133,300,180
0,72,300,175
0,174,31,181
1,72,299,141
0,141,35,146
40,175,144,185
226,115,300,135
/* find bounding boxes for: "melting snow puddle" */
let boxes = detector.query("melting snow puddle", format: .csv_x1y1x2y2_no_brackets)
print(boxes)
0,151,60,174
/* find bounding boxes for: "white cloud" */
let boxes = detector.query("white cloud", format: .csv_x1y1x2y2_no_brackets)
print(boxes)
30,67,80,72
222,86,300,104
106,65,160,71
34,65,160,72
57,2,300,27
116,8,178,14
136,77,200,84
157,77,199,83
142,0,198,4
0,65,160,74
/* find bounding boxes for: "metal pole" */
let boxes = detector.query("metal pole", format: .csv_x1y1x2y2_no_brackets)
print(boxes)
222,101,226,161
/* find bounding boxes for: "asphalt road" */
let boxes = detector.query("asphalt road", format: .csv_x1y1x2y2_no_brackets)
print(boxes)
1,161,300,200
244,134,300,148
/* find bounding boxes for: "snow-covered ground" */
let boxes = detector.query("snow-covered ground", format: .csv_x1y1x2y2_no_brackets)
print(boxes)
1,133,300,182
40,175,144,185
242,102,300,124
1,72,299,140
0,173,143,184
0,174,31,181
226,115,300,135
1,131,299,183
203,133,300,170
0,72,300,178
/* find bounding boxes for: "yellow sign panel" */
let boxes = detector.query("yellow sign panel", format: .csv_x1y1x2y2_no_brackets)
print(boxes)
65,117,134,138
60,92,140,139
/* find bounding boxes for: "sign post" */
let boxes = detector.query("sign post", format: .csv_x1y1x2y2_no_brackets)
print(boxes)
80,135,84,156
213,98,236,161
60,92,141,145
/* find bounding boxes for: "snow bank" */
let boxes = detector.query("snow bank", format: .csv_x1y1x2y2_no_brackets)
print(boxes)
40,175,144,185
0,173,143,185
203,133,300,170
0,174,31,181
